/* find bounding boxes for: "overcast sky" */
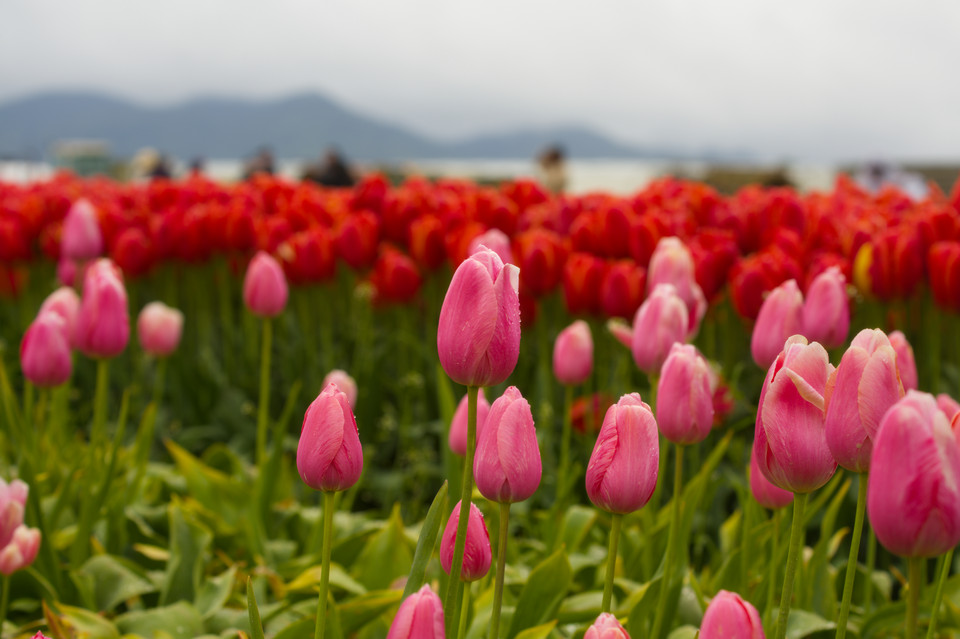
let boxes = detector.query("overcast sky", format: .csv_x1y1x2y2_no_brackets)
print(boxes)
2,0,958,161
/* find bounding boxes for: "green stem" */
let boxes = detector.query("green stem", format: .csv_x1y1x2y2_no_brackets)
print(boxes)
864,529,877,613
601,513,623,613
836,473,868,639
152,356,168,407
766,508,782,619
907,556,922,639
256,318,273,466
489,503,510,639
458,584,472,639
651,443,685,639
776,493,808,639
557,384,574,505
91,358,111,450
0,574,9,631
926,548,953,639
444,385,479,637
314,491,336,639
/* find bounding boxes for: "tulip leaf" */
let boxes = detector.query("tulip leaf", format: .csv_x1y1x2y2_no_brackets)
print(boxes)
196,565,237,619
666,626,699,639
352,504,414,590
159,500,213,605
287,562,367,596
55,604,122,639
557,591,602,623
558,505,599,552
402,480,448,599
858,601,907,639
165,439,250,532
338,589,404,633
514,620,557,639
74,554,157,612
506,548,572,639
246,578,266,639
115,601,205,639
781,608,836,638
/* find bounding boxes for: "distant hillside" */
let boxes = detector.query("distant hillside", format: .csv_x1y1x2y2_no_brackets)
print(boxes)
0,90,672,161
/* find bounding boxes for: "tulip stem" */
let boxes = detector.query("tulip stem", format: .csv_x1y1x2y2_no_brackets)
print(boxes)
445,385,479,637
766,508,782,619
91,358,110,451
864,529,877,613
906,556,922,639
458,584,471,639
557,384,574,505
152,356,168,407
0,574,8,631
836,473,868,639
651,443,684,639
489,502,510,639
776,492,808,639
926,548,953,639
314,491,335,639
256,318,272,466
602,513,623,613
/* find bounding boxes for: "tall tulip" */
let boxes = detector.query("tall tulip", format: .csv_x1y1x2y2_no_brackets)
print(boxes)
39,287,80,347
699,590,764,639
647,237,708,337
751,279,803,369
61,198,103,260
801,266,849,349
137,302,184,358
75,258,129,359
553,320,594,510
630,283,689,377
20,312,72,388
387,585,445,639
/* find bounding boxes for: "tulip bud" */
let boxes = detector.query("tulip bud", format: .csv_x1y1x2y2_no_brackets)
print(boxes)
868,391,960,557
243,251,289,317
585,612,630,638
474,387,541,503
322,369,358,410
586,393,659,514
61,198,103,260
39,287,80,347
606,318,633,350
440,500,491,581
888,330,918,391
437,246,521,387
938,393,960,421
699,590,765,639
823,329,904,473
31,632,52,639
801,266,849,349
647,237,708,337
469,228,514,266
751,279,803,369
553,320,593,385
448,389,490,456
296,383,363,492
656,343,714,445
75,259,130,359
0,479,28,547
749,445,793,510
57,259,78,287
20,312,72,388
137,302,184,357
0,524,40,576
754,335,837,494
386,584,445,639
630,284,689,375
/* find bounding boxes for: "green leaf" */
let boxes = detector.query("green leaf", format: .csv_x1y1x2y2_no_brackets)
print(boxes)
74,554,157,612
558,591,602,623
859,601,907,639
558,506,599,553
352,504,414,590
287,563,367,596
165,439,250,533
115,601,205,639
339,590,404,634
402,480,448,599
666,626,700,639
159,500,213,605
195,565,237,619
246,578,266,639
626,577,662,635
56,604,122,639
514,621,558,639
783,609,836,638
506,548,572,639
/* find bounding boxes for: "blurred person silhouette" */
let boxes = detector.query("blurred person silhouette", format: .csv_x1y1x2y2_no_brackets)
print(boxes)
243,147,275,180
537,144,567,194
302,148,357,187
148,154,172,180
188,157,205,177
854,161,927,200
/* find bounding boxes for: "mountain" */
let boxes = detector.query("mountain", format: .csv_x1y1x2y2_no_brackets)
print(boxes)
0,90,669,161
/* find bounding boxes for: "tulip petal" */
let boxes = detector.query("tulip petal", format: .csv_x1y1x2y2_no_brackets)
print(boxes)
858,345,904,439
297,395,344,485
437,258,498,385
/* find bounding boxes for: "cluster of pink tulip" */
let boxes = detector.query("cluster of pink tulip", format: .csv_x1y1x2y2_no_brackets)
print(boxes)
0,479,41,623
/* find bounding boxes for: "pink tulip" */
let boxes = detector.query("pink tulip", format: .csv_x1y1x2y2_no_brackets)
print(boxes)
801,266,849,349
39,287,80,346
630,284,689,375
699,590,765,639
585,613,631,638
868,391,960,557
243,251,289,317
938,394,960,421
437,246,521,387
32,633,53,639
823,329,904,473
749,445,793,510
75,258,130,359
754,335,837,493
448,389,491,456
20,312,72,388
469,229,514,266
440,500,491,581
386,584,445,639
888,331,918,392
0,524,40,576
57,259,78,287
137,302,184,357
751,279,804,369
474,386,541,503
606,318,633,349
0,479,28,548
647,237,708,337
322,369,358,410
656,343,714,445
553,320,593,385
586,393,659,514
296,383,363,492
61,198,103,260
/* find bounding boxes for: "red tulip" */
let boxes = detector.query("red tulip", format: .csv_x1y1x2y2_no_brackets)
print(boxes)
563,252,606,316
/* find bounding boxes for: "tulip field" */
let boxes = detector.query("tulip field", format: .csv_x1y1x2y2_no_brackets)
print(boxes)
4,170,960,639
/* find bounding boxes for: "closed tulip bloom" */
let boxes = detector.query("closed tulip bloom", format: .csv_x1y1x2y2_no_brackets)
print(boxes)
754,335,837,493
647,237,708,337
322,369,358,410
751,279,804,369
474,386,541,503
553,320,593,385
137,302,184,357
585,613,630,638
802,266,849,349
57,259,78,287
586,393,659,514
0,479,28,546
39,287,80,346
824,329,904,473
656,343,714,445
0,524,40,576
20,312,72,388
386,584,445,639
61,198,103,260
75,259,130,359
440,500,492,581
938,393,960,421
243,251,289,317
469,228,514,266
749,445,793,510
449,388,491,456
699,590,765,639
888,330,918,391
868,391,960,557
437,246,521,387
296,383,363,492
630,283,689,375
